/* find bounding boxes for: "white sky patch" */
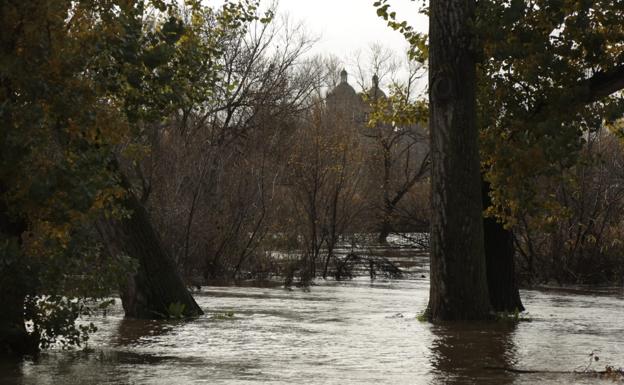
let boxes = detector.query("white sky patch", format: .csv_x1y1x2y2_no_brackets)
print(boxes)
277,0,428,94
205,0,429,93
276,0,427,60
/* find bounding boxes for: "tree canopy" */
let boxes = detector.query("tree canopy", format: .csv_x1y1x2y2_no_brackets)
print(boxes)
0,0,267,351
375,0,624,320
376,0,624,227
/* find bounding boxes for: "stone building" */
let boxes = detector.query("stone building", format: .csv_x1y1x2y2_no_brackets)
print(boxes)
326,69,366,124
325,69,387,125
324,68,427,151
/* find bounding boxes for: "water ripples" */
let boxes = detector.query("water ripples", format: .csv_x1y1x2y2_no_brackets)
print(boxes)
2,277,623,384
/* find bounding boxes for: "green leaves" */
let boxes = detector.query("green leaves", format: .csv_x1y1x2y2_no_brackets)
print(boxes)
1,0,263,351
167,302,187,319
372,0,429,62
478,0,624,226
366,86,428,130
142,43,175,69
374,2,391,18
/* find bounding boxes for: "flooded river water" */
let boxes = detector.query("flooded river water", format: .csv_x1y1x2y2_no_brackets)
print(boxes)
1,274,623,384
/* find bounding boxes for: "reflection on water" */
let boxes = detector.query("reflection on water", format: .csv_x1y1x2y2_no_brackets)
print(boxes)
430,322,517,384
1,276,623,384
0,358,22,385
113,318,179,347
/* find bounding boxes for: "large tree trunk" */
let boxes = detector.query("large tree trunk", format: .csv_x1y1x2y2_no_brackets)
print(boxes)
0,262,37,356
98,169,203,319
426,0,491,320
0,193,38,356
482,179,524,312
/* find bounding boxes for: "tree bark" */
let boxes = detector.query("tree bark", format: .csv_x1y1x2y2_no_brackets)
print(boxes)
0,261,37,356
426,0,491,320
98,168,203,319
482,179,524,312
0,192,38,356
378,218,392,244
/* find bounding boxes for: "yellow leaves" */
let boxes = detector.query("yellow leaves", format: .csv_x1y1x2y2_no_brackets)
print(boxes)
91,186,127,218
544,215,558,225
48,223,71,248
25,220,72,255
122,143,151,162
91,192,109,212
94,105,131,145
606,118,624,141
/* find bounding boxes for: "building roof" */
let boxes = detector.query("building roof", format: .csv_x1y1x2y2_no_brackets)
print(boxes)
367,74,386,100
327,68,358,100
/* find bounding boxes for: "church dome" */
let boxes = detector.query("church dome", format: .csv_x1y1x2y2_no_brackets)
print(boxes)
326,69,365,123
327,68,358,100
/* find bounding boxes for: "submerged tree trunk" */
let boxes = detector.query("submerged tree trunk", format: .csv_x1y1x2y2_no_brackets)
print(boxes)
426,0,491,321
0,262,36,356
98,168,203,319
378,217,392,244
482,179,524,312
0,194,37,356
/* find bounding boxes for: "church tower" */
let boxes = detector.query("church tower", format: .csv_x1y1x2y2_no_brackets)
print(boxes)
326,69,365,123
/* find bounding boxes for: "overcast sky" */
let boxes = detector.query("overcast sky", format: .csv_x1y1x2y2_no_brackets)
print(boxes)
274,0,428,93
206,0,429,91
275,0,427,60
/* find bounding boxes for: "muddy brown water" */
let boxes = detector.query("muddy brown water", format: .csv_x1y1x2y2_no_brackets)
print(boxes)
1,253,623,384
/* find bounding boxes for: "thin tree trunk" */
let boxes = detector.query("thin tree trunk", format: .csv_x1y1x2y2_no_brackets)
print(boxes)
378,211,392,244
426,0,491,321
98,167,203,319
482,179,525,312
